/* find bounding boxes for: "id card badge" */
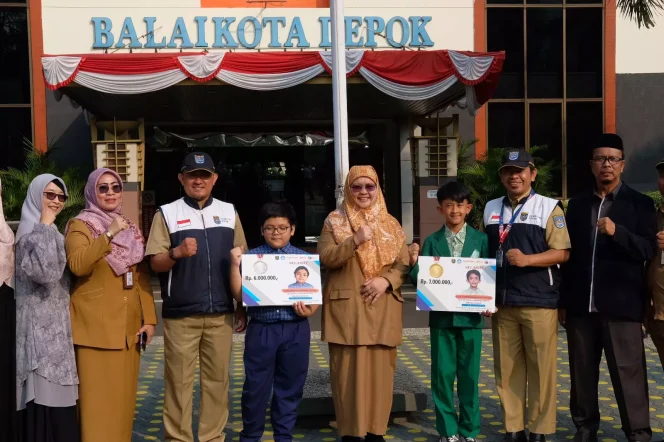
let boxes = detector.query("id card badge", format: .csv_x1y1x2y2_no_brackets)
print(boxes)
496,249,504,268
123,271,134,289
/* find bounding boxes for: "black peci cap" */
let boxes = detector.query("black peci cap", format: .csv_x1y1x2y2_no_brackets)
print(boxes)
595,133,624,152
499,149,535,170
181,152,215,174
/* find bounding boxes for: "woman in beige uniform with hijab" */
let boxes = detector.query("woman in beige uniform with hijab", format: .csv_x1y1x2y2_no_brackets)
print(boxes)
66,168,157,442
318,165,410,442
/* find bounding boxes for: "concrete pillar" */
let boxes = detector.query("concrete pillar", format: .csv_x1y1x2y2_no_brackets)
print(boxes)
399,122,415,244
122,183,142,230
90,119,145,232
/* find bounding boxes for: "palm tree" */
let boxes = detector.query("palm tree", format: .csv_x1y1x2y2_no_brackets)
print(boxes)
457,145,559,229
620,0,664,29
1,139,87,232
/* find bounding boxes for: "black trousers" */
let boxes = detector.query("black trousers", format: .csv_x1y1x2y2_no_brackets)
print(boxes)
566,313,651,442
0,284,16,442
16,402,80,442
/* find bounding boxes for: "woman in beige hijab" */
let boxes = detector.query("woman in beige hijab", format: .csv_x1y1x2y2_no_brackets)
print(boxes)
0,178,15,441
318,166,410,442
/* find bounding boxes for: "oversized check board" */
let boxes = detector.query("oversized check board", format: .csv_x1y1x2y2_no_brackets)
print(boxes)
241,254,322,307
416,257,496,312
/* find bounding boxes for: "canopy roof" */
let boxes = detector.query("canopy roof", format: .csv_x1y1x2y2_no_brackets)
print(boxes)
42,50,504,118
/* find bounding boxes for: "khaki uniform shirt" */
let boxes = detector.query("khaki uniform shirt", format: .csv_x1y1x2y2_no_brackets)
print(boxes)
648,207,664,320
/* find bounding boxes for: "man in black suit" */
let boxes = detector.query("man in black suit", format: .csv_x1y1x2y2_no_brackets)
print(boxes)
560,133,657,442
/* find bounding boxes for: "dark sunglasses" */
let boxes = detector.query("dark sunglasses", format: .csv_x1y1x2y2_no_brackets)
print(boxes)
350,184,377,193
98,184,122,194
43,191,67,202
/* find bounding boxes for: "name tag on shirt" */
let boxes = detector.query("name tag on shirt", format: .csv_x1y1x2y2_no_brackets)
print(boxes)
123,271,134,289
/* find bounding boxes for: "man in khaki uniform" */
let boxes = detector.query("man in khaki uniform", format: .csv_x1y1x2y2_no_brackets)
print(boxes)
649,159,664,367
483,149,571,442
146,152,248,442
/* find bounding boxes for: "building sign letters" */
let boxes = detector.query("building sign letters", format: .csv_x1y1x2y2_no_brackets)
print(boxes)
91,15,434,49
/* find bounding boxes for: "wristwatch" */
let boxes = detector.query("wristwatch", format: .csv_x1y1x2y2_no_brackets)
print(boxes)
168,248,177,260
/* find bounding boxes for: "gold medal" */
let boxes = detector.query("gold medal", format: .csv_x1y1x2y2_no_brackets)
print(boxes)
429,263,444,278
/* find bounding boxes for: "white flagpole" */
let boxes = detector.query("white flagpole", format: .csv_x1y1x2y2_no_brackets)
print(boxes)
330,0,349,206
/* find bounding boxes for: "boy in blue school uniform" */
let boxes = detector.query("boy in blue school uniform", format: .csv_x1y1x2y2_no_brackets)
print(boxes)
409,182,492,442
230,202,319,442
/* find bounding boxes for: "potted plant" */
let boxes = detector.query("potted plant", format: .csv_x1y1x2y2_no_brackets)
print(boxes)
1,139,87,233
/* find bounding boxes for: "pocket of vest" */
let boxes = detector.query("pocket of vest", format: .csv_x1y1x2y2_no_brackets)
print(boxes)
329,289,352,300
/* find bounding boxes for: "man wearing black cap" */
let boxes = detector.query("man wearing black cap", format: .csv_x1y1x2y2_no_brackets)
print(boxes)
561,133,657,442
145,152,249,442
483,149,571,442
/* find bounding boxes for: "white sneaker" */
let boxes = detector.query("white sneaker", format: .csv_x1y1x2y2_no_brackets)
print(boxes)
440,436,460,442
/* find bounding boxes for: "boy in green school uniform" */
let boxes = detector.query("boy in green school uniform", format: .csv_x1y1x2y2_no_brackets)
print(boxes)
409,181,491,442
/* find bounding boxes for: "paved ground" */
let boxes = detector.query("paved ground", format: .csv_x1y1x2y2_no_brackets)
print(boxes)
132,328,664,442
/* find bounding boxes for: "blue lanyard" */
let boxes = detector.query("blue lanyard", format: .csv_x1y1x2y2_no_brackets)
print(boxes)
498,189,535,246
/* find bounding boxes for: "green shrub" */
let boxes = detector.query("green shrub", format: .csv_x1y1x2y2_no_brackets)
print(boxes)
645,190,663,210
1,140,88,232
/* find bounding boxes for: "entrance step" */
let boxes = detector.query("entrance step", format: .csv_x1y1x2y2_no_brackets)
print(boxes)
297,366,428,416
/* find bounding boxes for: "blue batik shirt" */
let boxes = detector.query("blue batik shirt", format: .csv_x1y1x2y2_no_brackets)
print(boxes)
245,243,309,323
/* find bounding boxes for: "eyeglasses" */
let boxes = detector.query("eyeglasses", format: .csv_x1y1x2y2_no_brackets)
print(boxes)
350,184,377,193
98,184,122,194
185,171,213,179
262,225,291,234
592,156,624,166
43,191,67,202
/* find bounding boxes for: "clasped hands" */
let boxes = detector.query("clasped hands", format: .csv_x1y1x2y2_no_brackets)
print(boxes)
360,276,390,305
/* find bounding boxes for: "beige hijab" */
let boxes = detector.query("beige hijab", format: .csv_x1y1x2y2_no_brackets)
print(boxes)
324,165,406,278
0,178,15,288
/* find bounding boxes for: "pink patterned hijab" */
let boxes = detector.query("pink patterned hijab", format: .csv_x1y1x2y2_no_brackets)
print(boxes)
73,168,145,276
0,178,14,288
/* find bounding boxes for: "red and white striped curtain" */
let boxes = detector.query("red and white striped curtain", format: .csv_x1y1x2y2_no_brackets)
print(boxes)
42,50,504,115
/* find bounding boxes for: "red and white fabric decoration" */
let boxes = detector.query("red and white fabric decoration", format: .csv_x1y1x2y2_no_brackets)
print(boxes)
42,50,504,115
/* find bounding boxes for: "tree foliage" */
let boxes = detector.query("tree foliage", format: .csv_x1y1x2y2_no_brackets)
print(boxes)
619,0,664,29
1,139,87,232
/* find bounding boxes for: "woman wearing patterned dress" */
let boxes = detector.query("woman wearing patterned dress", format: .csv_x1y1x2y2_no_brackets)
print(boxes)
15,174,79,442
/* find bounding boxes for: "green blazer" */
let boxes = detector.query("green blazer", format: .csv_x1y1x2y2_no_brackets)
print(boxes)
410,225,490,329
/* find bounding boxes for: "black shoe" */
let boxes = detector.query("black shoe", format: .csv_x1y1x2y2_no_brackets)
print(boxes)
529,434,546,442
365,434,385,442
341,437,361,442
503,431,528,442
573,432,598,442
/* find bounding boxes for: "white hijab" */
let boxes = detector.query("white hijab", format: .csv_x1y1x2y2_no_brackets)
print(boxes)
15,174,68,245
